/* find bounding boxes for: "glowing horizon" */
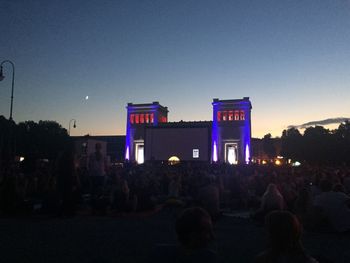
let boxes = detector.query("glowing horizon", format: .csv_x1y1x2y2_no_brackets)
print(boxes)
1,1,349,137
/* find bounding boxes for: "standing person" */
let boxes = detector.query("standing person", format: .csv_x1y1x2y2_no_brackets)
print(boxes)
56,143,77,216
88,143,108,196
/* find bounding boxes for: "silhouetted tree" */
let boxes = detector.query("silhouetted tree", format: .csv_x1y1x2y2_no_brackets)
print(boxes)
0,116,16,167
262,133,276,159
334,121,350,164
281,128,303,161
16,120,70,161
280,124,350,165
336,121,350,138
302,126,331,164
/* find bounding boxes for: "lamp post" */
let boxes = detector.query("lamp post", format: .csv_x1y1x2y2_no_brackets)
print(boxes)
0,60,15,121
69,119,77,136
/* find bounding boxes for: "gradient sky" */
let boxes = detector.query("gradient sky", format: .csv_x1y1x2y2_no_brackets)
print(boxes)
1,0,349,138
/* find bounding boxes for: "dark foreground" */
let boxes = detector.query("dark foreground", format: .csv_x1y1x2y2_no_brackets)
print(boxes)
1,210,349,263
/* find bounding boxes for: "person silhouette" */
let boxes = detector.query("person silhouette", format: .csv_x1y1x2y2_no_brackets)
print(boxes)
255,211,318,263
151,207,217,263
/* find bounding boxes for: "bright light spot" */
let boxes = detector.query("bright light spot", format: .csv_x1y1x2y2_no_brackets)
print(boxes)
168,156,180,162
168,156,180,165
20,157,25,162
85,96,89,100
275,159,282,165
125,146,129,160
136,145,144,164
292,161,301,167
245,144,250,164
277,156,284,159
227,146,237,164
262,160,267,165
213,141,218,162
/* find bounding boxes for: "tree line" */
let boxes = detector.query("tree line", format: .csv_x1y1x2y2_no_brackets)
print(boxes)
0,116,70,167
1,115,349,166
262,121,350,165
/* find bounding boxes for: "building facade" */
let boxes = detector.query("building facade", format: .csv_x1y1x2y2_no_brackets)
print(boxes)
125,98,252,164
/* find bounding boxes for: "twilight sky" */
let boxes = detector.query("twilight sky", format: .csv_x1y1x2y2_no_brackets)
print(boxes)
1,0,349,138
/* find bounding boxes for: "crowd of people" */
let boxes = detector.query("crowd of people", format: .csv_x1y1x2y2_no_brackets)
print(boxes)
1,143,350,262
156,207,320,263
1,143,350,228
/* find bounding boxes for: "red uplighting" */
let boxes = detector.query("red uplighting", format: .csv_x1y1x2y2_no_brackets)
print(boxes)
234,110,239,120
159,115,167,123
229,111,233,121
240,110,245,120
222,111,227,121
216,110,244,122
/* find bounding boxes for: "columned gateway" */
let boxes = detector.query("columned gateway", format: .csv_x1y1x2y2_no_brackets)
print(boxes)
125,98,252,164
125,102,168,164
211,97,252,164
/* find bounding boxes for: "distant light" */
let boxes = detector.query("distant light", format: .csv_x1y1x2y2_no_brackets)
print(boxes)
277,156,284,159
275,159,282,165
85,96,89,100
125,146,129,160
292,161,301,167
20,157,25,162
213,141,218,162
262,160,267,165
168,156,180,165
245,144,250,164
136,144,144,164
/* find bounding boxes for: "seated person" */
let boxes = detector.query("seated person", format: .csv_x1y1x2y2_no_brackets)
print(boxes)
255,211,318,263
294,188,328,231
314,180,350,232
197,176,220,221
252,184,285,222
151,207,217,263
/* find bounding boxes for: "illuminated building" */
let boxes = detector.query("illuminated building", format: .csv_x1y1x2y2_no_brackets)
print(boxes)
125,102,168,164
125,98,252,164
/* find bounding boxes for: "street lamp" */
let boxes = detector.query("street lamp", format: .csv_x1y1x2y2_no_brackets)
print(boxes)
69,119,77,136
0,60,15,121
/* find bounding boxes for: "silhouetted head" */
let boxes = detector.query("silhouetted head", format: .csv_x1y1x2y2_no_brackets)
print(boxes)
264,183,281,196
296,188,311,210
332,183,345,193
320,179,332,192
176,207,214,250
95,143,102,152
56,141,75,177
265,211,302,252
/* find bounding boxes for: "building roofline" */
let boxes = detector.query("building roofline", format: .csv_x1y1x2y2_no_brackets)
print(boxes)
126,101,168,112
212,97,252,109
146,120,212,129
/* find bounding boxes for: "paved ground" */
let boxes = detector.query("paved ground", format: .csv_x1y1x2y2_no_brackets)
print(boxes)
0,209,349,263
